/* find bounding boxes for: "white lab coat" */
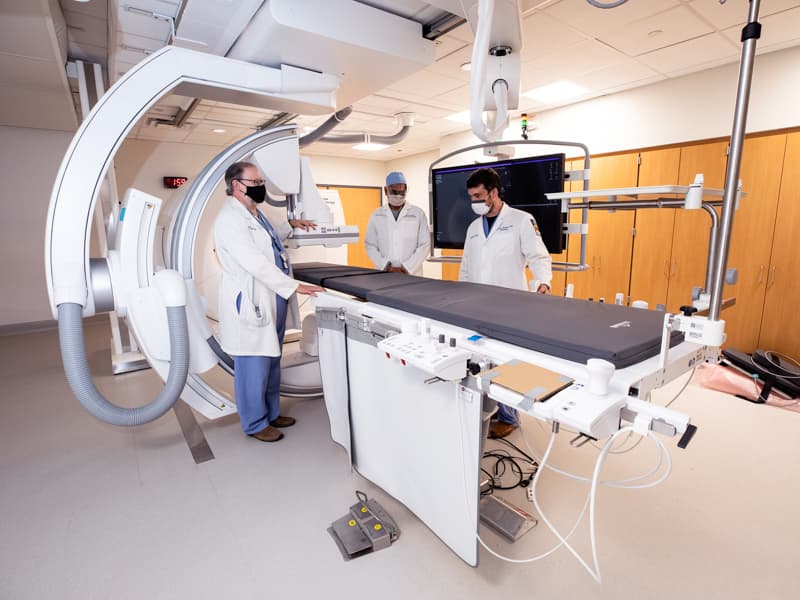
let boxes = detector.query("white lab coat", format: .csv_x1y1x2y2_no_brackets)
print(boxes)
214,198,301,357
459,203,552,291
365,204,430,275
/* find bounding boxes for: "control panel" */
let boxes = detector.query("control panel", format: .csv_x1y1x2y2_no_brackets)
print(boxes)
377,332,470,381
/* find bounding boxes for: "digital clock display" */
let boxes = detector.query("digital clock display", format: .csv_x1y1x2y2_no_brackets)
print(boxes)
163,176,188,189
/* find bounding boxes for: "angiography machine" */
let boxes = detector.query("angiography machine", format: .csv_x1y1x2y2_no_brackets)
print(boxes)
44,0,766,580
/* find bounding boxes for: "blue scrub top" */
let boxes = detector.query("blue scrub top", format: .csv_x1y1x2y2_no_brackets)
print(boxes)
255,211,290,275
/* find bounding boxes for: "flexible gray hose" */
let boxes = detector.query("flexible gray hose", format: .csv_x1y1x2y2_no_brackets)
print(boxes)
313,125,412,145
298,107,353,147
58,302,190,426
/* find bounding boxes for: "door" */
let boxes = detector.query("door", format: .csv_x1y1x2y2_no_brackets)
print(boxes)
722,134,787,351
322,185,382,269
758,131,800,360
565,153,638,301
667,141,728,313
629,148,680,309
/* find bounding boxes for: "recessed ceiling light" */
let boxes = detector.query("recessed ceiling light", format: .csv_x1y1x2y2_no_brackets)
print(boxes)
460,62,472,72
212,128,226,133
523,80,589,103
446,110,472,124
352,142,389,151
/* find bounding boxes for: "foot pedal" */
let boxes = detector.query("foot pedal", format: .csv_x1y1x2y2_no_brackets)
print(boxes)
328,491,400,561
479,495,537,542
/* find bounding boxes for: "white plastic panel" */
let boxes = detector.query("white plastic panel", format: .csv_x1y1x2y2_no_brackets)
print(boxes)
346,337,481,566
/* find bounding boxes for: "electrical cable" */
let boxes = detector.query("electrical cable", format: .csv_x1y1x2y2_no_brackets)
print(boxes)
518,423,670,489
665,367,697,407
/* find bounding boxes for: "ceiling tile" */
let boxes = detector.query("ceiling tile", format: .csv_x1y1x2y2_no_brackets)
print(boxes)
60,0,107,19
136,123,191,142
63,10,107,48
434,84,472,108
637,33,739,75
425,46,473,81
385,69,465,98
116,7,172,43
579,58,659,91
519,12,588,62
688,0,800,30
447,22,474,43
722,7,800,49
543,0,681,38
525,39,630,78
599,6,715,57
432,35,468,60
68,41,107,64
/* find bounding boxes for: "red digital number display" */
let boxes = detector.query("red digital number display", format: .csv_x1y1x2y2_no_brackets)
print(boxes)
163,176,188,189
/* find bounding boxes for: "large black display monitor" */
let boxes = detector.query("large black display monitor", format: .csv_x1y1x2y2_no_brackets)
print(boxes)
431,153,566,252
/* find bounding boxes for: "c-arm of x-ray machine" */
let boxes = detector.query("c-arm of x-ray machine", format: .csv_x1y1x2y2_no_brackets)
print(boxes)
44,0,764,578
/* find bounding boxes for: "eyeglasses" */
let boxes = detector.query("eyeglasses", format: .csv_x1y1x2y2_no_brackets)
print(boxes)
236,178,265,186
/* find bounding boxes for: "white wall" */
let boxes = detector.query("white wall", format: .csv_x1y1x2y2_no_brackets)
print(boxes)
0,126,73,327
440,44,800,160
304,154,388,188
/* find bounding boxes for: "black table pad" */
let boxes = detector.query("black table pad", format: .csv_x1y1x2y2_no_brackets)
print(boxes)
293,262,683,368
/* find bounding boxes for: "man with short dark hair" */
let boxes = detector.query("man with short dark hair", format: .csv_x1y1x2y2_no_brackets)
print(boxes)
460,167,553,438
214,161,323,443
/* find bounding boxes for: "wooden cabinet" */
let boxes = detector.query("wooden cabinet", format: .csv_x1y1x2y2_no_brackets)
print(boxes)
666,141,729,313
629,148,681,309
565,153,638,301
758,131,800,360
722,134,787,350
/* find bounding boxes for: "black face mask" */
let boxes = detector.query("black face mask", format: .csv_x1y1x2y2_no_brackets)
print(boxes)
244,183,266,204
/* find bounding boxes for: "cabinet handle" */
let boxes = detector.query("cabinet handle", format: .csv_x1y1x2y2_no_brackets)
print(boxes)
768,266,776,287
597,255,602,271
757,265,765,284
663,259,670,278
671,261,677,277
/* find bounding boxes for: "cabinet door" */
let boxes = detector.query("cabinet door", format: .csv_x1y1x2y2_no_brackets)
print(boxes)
326,186,382,269
629,148,680,309
441,248,461,281
758,131,800,360
566,153,638,301
722,134,786,351
667,141,728,312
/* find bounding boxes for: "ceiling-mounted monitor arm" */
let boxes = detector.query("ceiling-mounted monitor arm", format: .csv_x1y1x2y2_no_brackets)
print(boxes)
427,139,591,272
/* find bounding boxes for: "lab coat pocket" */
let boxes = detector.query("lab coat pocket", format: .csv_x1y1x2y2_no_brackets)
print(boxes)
493,231,515,257
236,277,270,328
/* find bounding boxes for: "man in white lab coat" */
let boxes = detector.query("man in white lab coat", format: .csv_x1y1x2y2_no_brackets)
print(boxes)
364,171,430,275
459,167,553,438
214,161,323,443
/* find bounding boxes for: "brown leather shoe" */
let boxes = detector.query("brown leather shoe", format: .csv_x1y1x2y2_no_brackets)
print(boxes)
489,421,517,439
270,416,296,428
249,425,284,442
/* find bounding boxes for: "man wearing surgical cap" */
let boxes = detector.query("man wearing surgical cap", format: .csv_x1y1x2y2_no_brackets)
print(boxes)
364,171,430,275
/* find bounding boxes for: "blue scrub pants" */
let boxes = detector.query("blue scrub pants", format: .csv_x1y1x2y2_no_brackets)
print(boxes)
233,296,288,434
496,404,519,426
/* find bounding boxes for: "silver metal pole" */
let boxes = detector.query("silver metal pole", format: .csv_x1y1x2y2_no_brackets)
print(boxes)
709,0,761,321
702,204,719,294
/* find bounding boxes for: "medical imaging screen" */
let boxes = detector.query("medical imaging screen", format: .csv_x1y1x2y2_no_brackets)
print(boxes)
431,153,566,252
